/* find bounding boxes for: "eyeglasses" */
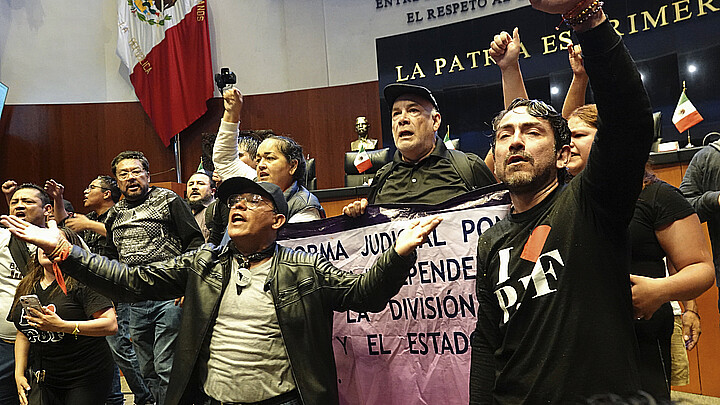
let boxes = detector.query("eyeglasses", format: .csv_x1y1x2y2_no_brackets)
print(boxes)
116,169,145,180
85,184,109,192
227,193,273,211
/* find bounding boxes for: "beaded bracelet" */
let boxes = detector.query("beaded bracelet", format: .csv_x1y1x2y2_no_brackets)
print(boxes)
563,0,604,27
564,0,592,19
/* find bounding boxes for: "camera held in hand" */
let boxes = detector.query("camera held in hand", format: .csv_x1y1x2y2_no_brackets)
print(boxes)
214,67,237,92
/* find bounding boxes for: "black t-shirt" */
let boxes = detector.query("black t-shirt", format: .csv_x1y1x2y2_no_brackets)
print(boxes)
10,281,114,388
630,180,695,339
471,20,653,404
630,180,695,273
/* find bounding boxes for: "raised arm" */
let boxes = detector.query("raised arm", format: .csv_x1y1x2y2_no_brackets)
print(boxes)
575,11,653,227
561,44,589,119
44,179,69,222
489,27,528,108
213,87,256,181
2,180,17,209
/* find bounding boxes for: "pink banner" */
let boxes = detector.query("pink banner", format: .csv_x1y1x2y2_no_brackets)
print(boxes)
279,187,510,404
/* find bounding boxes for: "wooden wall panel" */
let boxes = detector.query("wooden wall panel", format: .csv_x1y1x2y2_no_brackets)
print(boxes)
240,81,383,190
0,81,381,213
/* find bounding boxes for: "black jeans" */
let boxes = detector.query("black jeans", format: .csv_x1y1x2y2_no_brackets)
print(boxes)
29,375,113,405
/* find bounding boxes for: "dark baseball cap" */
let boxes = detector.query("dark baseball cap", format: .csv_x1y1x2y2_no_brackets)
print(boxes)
383,83,439,112
216,177,288,218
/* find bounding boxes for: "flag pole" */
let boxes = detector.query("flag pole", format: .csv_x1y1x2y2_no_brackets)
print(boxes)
173,134,182,183
682,81,694,148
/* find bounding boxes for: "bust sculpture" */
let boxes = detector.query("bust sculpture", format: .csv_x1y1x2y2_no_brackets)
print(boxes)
350,116,378,151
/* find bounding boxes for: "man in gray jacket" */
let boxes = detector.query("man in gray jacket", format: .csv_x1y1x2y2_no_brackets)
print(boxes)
1,177,441,405
680,139,720,314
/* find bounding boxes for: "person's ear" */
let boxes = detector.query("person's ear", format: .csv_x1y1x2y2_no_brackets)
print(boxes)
556,145,571,169
103,190,112,201
432,111,442,132
272,213,286,230
289,160,299,176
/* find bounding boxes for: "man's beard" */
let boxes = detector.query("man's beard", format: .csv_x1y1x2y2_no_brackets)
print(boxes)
188,199,207,213
498,152,557,194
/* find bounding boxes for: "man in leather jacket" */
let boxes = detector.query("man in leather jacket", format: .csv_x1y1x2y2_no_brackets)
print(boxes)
1,177,442,405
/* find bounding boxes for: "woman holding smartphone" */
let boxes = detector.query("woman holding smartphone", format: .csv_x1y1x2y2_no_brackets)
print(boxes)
8,227,117,405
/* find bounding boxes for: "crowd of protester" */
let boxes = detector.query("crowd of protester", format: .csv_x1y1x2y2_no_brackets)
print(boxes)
0,2,718,405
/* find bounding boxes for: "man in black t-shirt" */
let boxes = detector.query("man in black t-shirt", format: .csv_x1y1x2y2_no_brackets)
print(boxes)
470,2,654,404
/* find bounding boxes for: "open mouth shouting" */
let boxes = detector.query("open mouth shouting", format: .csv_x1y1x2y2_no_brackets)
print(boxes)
397,130,414,139
125,182,142,193
230,212,247,224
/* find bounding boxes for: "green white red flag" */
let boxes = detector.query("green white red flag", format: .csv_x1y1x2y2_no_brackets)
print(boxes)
117,0,213,146
354,145,372,173
443,133,455,150
672,90,703,133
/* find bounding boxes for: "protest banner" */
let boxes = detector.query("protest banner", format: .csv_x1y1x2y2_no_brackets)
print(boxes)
279,185,510,404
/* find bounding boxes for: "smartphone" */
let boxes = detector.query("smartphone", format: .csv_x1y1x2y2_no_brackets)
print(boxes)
19,294,43,313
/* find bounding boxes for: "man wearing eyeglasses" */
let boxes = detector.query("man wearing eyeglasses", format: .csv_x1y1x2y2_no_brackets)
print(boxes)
1,176,442,405
45,175,156,405
104,150,204,405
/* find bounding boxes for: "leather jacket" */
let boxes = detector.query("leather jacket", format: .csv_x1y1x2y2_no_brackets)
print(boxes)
61,242,415,405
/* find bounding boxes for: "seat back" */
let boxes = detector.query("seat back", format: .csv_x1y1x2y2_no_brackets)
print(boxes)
305,158,317,190
344,148,391,187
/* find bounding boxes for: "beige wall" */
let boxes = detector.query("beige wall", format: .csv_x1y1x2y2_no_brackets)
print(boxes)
0,0,526,104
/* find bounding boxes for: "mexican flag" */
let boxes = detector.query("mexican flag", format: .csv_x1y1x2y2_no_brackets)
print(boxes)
354,145,372,174
117,0,214,146
672,90,703,133
444,133,455,150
